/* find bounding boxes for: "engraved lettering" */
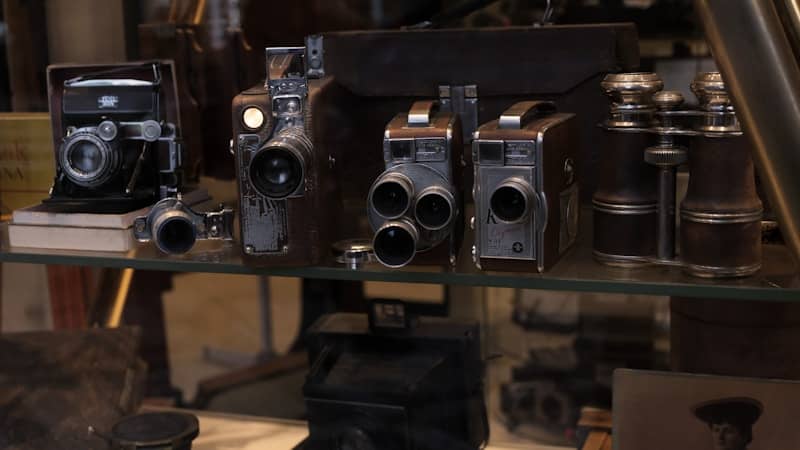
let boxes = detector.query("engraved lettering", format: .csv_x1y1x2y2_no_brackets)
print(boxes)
98,95,120,109
486,209,497,224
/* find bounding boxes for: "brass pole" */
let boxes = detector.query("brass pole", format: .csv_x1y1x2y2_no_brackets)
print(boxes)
105,268,134,328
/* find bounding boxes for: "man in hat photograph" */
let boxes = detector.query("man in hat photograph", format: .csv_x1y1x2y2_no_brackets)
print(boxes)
692,397,763,450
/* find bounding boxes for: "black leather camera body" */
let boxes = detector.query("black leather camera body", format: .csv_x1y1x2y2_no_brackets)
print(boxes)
299,310,488,450
45,62,183,213
232,46,343,267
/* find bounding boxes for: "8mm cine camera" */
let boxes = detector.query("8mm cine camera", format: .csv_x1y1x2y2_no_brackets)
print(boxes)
44,62,183,213
367,101,463,268
232,46,337,266
471,101,579,272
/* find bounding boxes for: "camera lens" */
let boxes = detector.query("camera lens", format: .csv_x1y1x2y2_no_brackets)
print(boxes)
69,141,104,175
371,177,413,219
336,428,376,450
59,131,120,188
156,216,197,255
415,188,454,230
373,222,418,268
249,128,309,199
490,181,534,223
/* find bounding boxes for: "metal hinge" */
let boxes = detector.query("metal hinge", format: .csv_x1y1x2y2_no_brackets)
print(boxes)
439,84,478,142
306,35,324,79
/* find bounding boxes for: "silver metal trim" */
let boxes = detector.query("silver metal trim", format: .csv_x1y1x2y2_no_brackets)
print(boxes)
592,250,654,267
592,199,658,215
680,209,763,224
684,262,761,278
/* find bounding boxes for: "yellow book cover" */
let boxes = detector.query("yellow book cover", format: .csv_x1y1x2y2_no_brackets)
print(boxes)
0,113,55,216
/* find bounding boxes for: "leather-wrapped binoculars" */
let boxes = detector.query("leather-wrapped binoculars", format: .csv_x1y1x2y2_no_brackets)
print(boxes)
593,71,762,278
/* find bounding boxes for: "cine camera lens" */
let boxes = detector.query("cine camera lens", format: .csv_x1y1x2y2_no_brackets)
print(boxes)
249,128,309,199
371,181,411,219
373,223,417,268
490,185,529,223
250,148,303,198
415,190,453,230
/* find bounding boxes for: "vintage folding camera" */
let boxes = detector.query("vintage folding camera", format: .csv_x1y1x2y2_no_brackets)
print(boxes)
232,46,338,266
297,302,488,450
44,62,183,213
367,101,463,268
471,101,579,272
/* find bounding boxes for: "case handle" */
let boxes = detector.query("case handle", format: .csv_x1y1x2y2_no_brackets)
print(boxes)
408,100,439,127
499,101,556,129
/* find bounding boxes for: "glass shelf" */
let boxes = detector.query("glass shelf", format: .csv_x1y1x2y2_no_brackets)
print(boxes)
2,218,798,302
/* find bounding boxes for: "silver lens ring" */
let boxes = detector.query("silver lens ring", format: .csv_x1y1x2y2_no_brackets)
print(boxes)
151,207,198,255
414,185,455,231
369,172,415,220
59,130,121,188
489,178,536,224
372,219,419,268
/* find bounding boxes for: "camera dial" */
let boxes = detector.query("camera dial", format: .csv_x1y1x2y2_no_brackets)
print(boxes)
373,219,419,268
59,129,121,188
415,186,455,231
490,178,536,224
369,173,414,219
249,127,310,199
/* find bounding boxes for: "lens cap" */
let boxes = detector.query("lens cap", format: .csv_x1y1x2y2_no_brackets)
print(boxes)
111,411,199,450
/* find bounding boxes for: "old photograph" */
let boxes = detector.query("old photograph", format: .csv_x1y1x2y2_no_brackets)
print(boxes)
614,370,800,450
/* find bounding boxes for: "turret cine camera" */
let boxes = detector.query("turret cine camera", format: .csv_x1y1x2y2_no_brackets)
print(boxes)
232,45,336,266
471,101,579,272
298,301,488,450
44,62,183,213
594,72,762,278
367,101,463,268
